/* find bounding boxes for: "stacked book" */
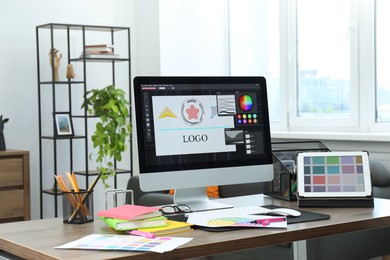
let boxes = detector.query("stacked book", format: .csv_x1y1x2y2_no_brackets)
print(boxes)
136,220,193,236
98,204,193,235
80,44,119,59
98,204,167,231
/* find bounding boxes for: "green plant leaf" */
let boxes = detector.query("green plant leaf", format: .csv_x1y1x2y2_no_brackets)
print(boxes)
82,84,132,188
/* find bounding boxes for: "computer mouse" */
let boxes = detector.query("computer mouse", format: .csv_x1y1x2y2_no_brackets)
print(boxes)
266,208,301,217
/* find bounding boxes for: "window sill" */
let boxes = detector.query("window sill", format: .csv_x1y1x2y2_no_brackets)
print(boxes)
271,131,390,143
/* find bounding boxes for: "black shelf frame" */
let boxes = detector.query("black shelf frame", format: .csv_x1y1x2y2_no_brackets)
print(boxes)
36,23,132,219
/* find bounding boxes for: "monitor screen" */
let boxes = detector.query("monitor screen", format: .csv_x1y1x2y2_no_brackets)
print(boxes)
133,76,273,211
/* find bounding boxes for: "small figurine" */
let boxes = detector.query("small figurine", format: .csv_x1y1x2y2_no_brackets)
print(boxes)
0,115,9,151
66,64,75,80
49,48,62,81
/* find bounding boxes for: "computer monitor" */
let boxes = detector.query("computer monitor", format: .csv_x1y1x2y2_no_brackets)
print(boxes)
133,76,274,211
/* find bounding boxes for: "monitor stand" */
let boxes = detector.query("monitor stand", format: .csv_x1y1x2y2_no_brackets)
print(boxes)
173,187,233,212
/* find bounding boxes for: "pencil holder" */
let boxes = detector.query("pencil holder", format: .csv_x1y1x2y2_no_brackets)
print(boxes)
62,189,94,224
265,141,330,201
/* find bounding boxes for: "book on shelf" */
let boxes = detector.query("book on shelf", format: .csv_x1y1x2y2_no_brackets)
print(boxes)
101,216,167,231
84,50,114,55
80,53,120,59
85,43,114,48
97,204,162,221
84,44,114,54
137,220,193,236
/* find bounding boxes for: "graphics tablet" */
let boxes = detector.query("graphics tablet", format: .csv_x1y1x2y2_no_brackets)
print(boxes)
297,151,372,198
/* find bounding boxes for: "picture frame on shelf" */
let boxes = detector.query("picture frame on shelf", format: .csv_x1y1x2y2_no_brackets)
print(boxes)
54,112,74,137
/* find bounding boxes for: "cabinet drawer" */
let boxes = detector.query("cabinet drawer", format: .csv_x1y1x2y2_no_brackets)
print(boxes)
0,190,24,219
0,158,23,188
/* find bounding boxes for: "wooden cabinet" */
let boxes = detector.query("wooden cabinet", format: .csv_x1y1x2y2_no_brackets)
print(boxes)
0,150,30,222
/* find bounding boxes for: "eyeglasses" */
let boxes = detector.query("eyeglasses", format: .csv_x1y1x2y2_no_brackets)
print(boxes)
160,204,192,215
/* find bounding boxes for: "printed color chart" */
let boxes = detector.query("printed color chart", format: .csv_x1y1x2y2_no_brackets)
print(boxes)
56,234,193,253
303,155,365,193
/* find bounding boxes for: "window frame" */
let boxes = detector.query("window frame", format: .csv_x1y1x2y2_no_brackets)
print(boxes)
285,0,359,131
371,0,390,132
271,0,390,135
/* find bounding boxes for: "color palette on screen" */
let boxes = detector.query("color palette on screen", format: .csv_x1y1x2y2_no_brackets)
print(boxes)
236,113,258,124
303,155,365,193
238,95,253,112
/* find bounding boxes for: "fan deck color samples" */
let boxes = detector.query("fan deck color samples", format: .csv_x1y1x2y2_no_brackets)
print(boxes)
303,155,365,193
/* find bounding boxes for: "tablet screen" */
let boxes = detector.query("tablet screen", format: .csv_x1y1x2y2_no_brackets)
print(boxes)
297,151,372,198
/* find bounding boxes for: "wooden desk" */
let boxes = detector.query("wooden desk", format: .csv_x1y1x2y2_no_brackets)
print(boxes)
0,196,390,260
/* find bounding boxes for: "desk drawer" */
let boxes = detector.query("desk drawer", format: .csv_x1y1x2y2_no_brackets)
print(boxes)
0,190,24,219
0,158,23,188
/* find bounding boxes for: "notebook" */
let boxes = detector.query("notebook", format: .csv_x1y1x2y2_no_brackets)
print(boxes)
97,204,162,221
100,216,167,231
137,220,193,236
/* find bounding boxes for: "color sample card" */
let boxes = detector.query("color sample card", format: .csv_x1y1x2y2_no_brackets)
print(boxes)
55,234,193,253
297,151,372,197
187,211,287,228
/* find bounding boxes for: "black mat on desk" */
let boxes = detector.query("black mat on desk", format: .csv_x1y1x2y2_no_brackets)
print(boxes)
261,205,330,224
166,213,188,222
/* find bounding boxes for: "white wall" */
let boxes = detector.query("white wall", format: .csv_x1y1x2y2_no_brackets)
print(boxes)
130,0,161,178
159,0,229,76
0,0,140,220
134,0,161,76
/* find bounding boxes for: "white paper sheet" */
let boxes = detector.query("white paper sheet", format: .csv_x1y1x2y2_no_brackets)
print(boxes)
186,212,287,228
55,234,193,253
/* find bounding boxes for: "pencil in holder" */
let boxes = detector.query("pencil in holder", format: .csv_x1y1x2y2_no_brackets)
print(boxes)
62,189,94,224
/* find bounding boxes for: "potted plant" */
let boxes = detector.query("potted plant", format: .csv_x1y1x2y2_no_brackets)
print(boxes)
81,84,131,187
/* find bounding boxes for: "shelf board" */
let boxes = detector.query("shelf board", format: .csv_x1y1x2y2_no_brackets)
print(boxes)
39,81,84,85
70,58,129,63
72,115,99,119
37,23,129,32
41,135,86,140
43,189,62,195
74,169,131,176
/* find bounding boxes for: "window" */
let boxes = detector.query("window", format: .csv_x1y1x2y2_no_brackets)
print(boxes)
297,0,352,118
228,0,390,134
228,0,360,130
376,0,390,123
288,0,360,130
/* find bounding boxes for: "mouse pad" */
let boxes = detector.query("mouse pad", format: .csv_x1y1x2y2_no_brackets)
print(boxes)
192,205,330,232
261,205,330,224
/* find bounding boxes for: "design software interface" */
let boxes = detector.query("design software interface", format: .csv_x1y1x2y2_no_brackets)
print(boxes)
136,81,271,173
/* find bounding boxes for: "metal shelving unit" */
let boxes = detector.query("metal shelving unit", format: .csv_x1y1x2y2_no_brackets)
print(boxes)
36,23,132,218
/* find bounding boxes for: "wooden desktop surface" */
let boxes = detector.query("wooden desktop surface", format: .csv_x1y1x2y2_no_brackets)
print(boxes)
1,196,390,260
